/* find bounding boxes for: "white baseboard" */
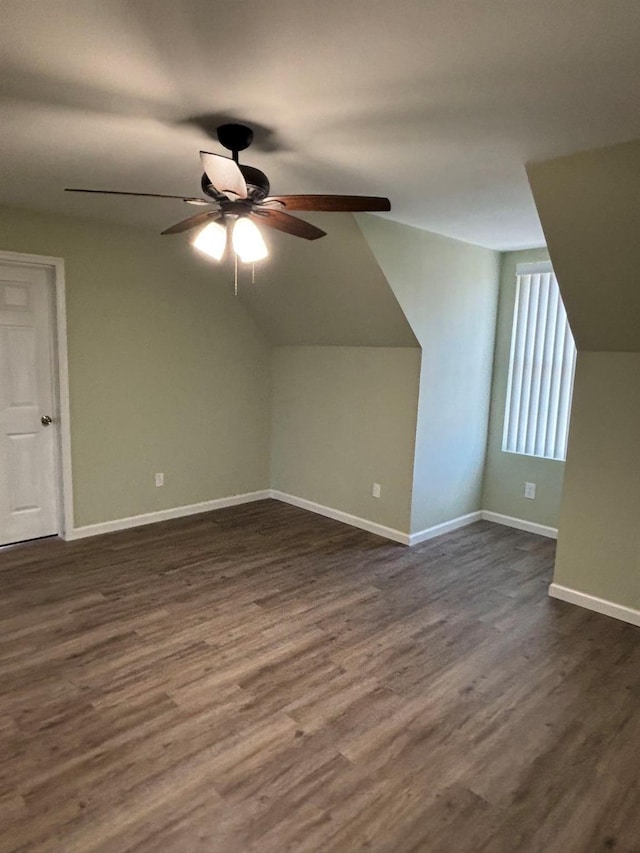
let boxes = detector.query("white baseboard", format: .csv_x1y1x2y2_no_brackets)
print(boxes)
64,490,271,541
481,510,557,539
63,487,559,550
549,583,640,628
269,490,410,545
408,511,483,546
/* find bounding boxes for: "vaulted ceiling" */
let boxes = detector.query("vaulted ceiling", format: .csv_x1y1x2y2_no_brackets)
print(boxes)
238,213,418,347
1,0,639,251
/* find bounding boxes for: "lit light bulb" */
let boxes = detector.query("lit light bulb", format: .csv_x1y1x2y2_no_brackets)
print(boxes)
192,221,227,260
232,217,268,263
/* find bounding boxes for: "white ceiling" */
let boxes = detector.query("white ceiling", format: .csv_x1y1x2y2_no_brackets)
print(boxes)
1,0,639,250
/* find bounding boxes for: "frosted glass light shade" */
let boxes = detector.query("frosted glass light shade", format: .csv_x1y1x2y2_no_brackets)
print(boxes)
192,221,227,260
232,217,268,262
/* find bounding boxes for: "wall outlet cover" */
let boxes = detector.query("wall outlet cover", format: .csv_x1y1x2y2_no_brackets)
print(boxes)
524,481,536,499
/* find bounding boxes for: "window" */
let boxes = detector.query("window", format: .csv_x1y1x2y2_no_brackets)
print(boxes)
502,261,576,461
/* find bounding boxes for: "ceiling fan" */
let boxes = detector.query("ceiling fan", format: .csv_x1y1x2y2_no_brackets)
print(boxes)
65,123,391,263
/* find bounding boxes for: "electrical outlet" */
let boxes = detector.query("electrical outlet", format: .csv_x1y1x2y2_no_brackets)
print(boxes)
155,472,164,487
524,481,536,499
372,483,381,498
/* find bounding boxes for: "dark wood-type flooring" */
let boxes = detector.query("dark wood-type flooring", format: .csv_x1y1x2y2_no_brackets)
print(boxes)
1,500,640,852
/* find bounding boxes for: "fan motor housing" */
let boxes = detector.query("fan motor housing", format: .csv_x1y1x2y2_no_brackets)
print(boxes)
201,165,270,202
239,165,270,201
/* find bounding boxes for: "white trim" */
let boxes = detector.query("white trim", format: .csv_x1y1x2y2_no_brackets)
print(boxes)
0,251,74,539
481,510,557,539
408,511,482,546
68,490,477,547
56,485,561,549
269,490,410,545
516,260,552,276
549,583,640,629
65,490,270,540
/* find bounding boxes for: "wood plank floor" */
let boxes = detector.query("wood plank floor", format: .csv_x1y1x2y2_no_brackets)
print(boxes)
1,500,639,852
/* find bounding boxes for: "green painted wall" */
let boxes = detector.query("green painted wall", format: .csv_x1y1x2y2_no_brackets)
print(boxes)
0,205,271,527
554,353,640,607
270,346,420,533
356,215,499,534
2,204,553,544
481,249,566,528
528,140,640,612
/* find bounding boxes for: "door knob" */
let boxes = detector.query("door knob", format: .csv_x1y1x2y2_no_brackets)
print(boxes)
41,415,52,426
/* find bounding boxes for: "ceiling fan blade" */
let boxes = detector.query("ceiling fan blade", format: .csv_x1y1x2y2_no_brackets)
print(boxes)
250,209,326,240
263,194,391,212
65,188,211,204
200,152,248,200
161,210,220,236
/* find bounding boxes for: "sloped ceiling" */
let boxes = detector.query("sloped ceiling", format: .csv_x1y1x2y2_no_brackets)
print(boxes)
527,139,640,352
237,213,417,347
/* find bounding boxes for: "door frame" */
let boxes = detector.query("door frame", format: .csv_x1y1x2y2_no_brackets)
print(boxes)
0,250,74,539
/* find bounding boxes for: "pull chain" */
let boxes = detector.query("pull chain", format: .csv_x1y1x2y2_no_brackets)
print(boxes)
251,262,255,285
234,253,238,296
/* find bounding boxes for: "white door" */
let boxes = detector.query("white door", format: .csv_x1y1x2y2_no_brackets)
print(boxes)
0,262,59,545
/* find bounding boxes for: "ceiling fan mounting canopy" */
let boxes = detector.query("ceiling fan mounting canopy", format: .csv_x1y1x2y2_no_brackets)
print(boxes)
64,120,391,245
216,123,254,155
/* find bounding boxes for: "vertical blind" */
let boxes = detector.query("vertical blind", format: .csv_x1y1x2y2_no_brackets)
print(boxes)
502,262,576,461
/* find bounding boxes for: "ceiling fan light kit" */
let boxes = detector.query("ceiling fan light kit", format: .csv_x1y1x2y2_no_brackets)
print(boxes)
65,122,391,288
231,217,268,263
192,216,268,264
192,220,227,261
